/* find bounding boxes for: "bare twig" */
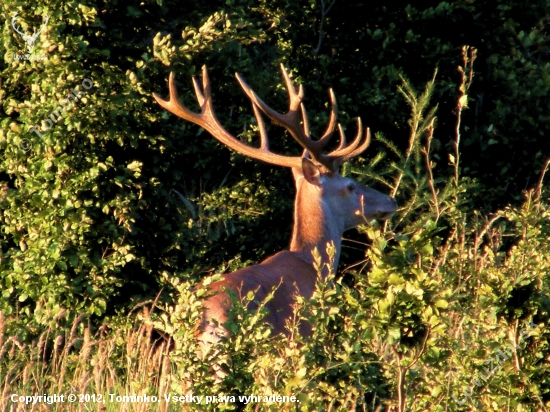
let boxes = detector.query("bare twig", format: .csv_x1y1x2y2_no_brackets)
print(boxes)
391,345,406,412
534,157,550,206
312,0,336,56
473,214,502,252
172,188,197,218
392,70,438,199
421,119,440,221
408,325,431,369
453,46,477,188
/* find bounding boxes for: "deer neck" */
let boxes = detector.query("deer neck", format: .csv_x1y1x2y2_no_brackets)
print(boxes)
289,180,343,276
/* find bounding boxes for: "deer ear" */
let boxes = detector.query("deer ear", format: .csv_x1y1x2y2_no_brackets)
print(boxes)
301,157,322,186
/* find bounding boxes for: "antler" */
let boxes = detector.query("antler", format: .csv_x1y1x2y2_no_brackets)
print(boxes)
153,64,371,173
153,67,302,169
11,13,26,37
31,15,49,41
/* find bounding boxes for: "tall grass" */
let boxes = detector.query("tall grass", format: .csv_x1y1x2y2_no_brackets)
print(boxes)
1,308,172,412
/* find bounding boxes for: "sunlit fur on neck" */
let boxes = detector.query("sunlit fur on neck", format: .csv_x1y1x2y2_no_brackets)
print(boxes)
290,173,343,274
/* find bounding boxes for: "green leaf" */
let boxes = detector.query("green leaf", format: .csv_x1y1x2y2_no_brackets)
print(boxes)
388,273,405,285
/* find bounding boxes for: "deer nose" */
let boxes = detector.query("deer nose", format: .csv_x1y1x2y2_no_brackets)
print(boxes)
381,197,397,210
374,197,397,220
372,211,393,220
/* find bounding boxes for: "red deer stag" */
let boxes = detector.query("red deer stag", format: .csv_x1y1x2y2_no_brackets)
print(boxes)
153,65,397,347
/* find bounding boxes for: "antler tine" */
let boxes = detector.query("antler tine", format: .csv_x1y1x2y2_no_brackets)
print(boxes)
347,126,371,160
299,101,335,155
279,64,304,109
236,65,336,172
330,117,363,158
153,68,303,169
335,124,347,151
33,15,49,38
191,74,205,107
11,13,25,36
300,103,311,138
155,71,200,123
252,103,269,150
201,65,212,107
316,88,338,148
235,70,305,140
333,125,371,167
278,65,333,158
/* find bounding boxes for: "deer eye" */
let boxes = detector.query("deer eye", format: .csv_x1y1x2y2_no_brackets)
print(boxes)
347,183,356,192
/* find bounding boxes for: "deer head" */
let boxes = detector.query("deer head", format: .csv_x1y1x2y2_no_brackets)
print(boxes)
153,65,396,267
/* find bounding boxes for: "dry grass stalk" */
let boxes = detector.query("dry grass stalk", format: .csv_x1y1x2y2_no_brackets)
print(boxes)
0,307,175,412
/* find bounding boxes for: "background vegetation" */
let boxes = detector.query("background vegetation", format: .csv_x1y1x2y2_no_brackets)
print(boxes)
0,0,549,410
